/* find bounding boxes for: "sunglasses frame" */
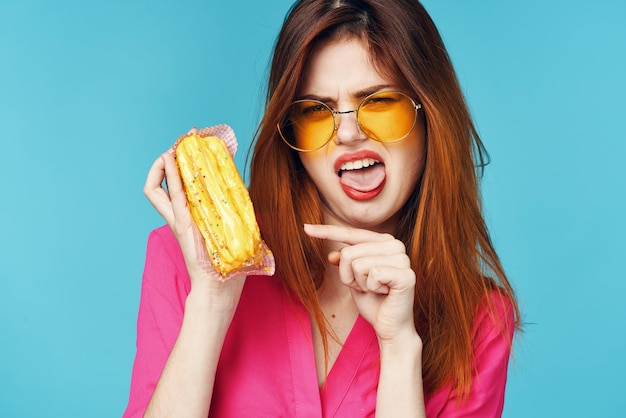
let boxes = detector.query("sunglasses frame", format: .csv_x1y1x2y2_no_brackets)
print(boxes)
277,90,422,152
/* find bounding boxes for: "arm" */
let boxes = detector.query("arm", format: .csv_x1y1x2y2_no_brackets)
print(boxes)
303,224,426,418
145,275,244,417
124,228,243,417
125,149,245,417
377,330,425,418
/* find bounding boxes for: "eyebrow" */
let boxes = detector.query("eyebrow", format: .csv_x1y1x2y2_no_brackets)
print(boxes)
297,84,395,102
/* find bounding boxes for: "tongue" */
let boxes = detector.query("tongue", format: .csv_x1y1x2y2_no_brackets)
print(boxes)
340,164,386,192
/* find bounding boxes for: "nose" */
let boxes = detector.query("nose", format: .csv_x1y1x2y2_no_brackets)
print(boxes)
334,109,367,146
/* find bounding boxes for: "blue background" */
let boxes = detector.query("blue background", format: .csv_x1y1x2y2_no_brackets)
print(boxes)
1,1,624,416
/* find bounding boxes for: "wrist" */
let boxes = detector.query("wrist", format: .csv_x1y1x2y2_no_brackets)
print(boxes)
378,329,423,359
185,276,245,319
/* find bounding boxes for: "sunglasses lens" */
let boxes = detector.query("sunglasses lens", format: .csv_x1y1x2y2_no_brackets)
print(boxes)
358,92,417,142
279,101,335,151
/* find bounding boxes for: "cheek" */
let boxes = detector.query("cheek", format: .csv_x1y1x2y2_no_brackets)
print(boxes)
396,132,426,179
299,152,330,184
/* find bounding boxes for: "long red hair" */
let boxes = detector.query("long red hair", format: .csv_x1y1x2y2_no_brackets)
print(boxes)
248,0,520,398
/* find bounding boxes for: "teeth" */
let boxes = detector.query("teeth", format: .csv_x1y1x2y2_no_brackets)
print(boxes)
340,158,378,172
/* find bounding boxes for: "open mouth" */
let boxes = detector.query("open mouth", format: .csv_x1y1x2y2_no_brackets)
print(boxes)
336,157,386,199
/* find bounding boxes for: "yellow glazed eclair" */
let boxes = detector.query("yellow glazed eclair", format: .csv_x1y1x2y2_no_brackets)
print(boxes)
174,133,264,278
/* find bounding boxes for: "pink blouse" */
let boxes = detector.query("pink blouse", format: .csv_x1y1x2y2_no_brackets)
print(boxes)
123,226,515,417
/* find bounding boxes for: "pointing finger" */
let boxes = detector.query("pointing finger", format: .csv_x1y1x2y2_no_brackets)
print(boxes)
303,224,394,245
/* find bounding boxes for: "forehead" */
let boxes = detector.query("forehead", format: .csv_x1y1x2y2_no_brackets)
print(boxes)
298,37,393,99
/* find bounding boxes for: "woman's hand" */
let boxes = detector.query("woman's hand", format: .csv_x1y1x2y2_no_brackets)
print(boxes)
143,133,245,302
303,224,418,344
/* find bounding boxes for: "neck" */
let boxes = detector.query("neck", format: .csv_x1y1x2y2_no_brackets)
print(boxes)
317,261,357,319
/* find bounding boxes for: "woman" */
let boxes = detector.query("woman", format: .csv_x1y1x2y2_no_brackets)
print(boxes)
124,0,520,416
